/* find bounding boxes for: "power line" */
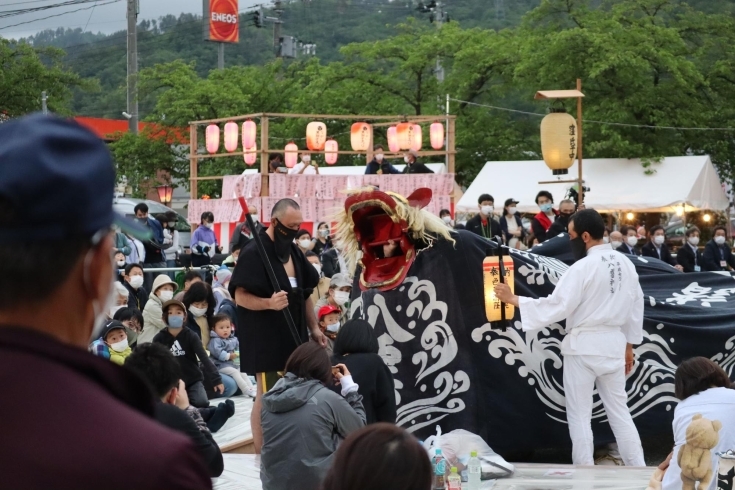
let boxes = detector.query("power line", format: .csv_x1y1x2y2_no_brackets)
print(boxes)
0,0,120,30
0,0,101,18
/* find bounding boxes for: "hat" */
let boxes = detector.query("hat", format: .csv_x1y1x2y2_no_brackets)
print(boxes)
215,269,232,284
318,305,341,320
100,320,126,341
0,114,149,244
152,274,178,294
407,149,419,158
504,198,520,207
162,299,186,313
329,273,353,289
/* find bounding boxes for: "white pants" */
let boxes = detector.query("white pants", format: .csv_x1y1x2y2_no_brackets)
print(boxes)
218,366,255,394
563,355,645,466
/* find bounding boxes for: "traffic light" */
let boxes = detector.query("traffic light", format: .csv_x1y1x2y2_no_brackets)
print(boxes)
253,10,262,28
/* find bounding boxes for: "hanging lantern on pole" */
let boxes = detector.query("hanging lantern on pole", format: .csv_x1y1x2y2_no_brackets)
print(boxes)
285,142,298,168
242,119,257,149
243,143,257,166
306,121,327,151
224,122,239,152
350,122,372,152
205,124,220,154
396,122,414,150
325,139,338,165
387,126,400,153
540,108,577,175
410,124,422,151
430,122,444,150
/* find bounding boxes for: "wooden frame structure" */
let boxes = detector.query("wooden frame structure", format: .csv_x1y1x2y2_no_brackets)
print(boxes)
188,112,458,200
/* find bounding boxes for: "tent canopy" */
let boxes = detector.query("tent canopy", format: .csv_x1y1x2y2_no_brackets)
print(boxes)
457,156,729,214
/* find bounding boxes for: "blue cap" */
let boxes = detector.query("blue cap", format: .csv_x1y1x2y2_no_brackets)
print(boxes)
0,113,149,243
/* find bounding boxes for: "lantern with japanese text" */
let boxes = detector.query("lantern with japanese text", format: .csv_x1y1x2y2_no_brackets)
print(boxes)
396,122,414,150
430,122,444,150
325,139,338,165
306,121,327,151
285,142,298,168
483,255,515,322
387,126,400,153
350,122,371,152
243,143,257,166
205,124,220,154
224,122,238,152
540,109,577,175
242,119,256,149
410,124,422,151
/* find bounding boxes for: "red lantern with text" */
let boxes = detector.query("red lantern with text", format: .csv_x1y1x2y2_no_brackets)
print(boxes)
224,122,238,152
205,124,220,154
410,124,422,151
285,142,298,168
242,119,256,149
350,122,371,152
325,139,338,165
243,143,257,166
387,126,400,153
306,121,327,151
396,122,414,150
430,122,444,150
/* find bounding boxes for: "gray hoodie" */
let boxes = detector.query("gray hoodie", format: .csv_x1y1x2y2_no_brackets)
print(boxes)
260,373,366,490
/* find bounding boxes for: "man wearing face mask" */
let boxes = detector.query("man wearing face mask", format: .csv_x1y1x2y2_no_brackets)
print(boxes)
531,190,559,243
133,203,167,291
401,149,434,174
616,226,641,256
439,209,454,227
365,145,400,175
466,194,501,240
609,230,624,252
703,225,735,272
547,199,577,238
268,153,285,173
289,152,320,175
494,209,645,468
676,227,704,273
642,225,683,270
0,114,212,489
229,198,325,454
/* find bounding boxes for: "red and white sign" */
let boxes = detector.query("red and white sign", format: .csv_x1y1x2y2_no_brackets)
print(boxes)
208,0,239,43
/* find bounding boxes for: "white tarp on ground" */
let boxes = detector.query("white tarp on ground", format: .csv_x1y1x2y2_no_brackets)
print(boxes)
457,156,729,214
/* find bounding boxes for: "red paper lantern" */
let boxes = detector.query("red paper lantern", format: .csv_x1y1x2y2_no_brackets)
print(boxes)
306,121,327,151
243,142,257,166
242,119,256,149
350,122,371,152
285,142,298,168
387,126,400,153
410,124,422,151
325,139,338,165
396,122,415,150
224,122,238,152
205,124,220,154
430,122,444,150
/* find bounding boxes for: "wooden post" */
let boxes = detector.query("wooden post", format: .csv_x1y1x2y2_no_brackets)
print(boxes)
260,116,269,198
447,117,456,175
576,78,584,206
190,124,198,200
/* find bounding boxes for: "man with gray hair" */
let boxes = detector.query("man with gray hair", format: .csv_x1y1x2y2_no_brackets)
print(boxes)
547,199,578,238
229,198,325,454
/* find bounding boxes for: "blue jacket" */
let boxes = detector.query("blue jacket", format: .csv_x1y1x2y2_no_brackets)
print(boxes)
207,331,240,369
365,158,400,175
141,216,164,244
702,239,735,271
114,232,132,256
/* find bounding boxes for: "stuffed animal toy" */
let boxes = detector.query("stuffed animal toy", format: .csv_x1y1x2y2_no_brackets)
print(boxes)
678,414,722,490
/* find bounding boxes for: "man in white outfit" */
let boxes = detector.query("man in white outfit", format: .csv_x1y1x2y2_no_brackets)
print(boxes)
495,209,645,467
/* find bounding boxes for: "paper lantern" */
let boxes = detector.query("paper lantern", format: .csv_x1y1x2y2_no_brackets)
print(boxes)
224,122,238,152
430,122,444,150
243,143,257,166
483,255,515,322
284,142,298,168
205,124,220,154
396,122,413,150
325,139,338,165
350,122,372,152
387,126,400,153
242,119,256,149
410,124,422,151
540,109,577,175
306,121,327,151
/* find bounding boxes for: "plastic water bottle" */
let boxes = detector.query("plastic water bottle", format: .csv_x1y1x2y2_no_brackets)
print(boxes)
468,450,481,489
447,467,461,490
432,449,447,490
233,350,240,367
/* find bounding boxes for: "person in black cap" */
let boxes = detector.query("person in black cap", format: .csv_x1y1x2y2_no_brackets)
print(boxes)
0,113,212,490
88,320,132,366
500,198,526,249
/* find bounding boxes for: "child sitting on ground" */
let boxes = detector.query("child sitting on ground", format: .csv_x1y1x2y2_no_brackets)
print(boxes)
89,320,132,365
318,305,342,356
207,314,256,398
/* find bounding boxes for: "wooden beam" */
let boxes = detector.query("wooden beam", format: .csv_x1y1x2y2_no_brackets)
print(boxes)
190,113,456,126
576,78,584,205
261,116,269,198
196,149,457,159
447,118,456,175
190,124,198,200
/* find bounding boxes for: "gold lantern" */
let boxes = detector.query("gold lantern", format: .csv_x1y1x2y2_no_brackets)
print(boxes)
284,142,298,168
540,109,577,175
224,121,239,152
387,126,400,153
483,255,515,322
242,119,257,149
430,122,444,150
205,124,220,154
243,143,257,166
306,121,327,151
350,122,372,152
325,139,338,165
410,124,422,151
396,122,414,150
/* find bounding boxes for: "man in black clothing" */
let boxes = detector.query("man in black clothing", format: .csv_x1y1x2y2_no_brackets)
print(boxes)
268,153,285,173
321,247,342,278
123,263,148,310
134,203,167,291
365,145,400,175
617,226,641,256
125,343,224,477
229,205,261,253
677,226,704,273
641,225,683,270
466,193,501,240
401,149,434,174
702,225,735,271
547,199,577,237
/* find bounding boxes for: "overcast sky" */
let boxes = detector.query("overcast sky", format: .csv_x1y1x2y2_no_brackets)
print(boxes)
0,0,261,40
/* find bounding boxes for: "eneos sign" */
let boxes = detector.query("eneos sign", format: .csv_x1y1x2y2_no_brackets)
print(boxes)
208,0,239,43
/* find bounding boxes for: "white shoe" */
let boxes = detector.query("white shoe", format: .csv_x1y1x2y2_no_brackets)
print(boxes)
246,388,257,398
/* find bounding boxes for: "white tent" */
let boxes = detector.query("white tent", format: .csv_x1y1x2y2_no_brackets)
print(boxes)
457,156,729,214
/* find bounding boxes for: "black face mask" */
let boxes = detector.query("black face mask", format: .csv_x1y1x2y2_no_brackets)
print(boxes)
273,218,299,263
570,236,587,261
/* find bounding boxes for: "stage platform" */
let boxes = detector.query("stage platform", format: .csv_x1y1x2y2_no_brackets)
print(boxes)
210,395,255,454
212,454,655,489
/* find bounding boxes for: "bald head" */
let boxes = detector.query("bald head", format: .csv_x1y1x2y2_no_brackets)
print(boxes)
271,199,300,221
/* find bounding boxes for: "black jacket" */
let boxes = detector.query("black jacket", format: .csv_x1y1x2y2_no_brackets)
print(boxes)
499,214,526,244
332,353,396,425
465,214,501,241
402,161,434,174
154,403,224,477
321,247,341,278
547,215,571,239
124,280,149,311
365,159,400,175
677,243,704,273
641,241,676,266
702,239,735,271
616,243,640,256
153,328,222,389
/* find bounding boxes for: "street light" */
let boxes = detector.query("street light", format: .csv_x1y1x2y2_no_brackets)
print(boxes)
626,212,635,221
156,184,173,206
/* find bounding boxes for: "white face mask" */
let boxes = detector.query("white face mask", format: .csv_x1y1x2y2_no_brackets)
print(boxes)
507,207,517,215
205,222,214,229
129,275,144,290
85,248,118,342
326,322,340,333
251,214,259,223
116,260,126,268
333,291,350,306
167,222,176,227
302,155,311,163
189,305,207,317
298,239,311,249
109,338,129,353
312,263,322,275
158,290,174,302
375,153,384,161
109,305,125,319
688,237,700,246
481,205,494,216
602,236,610,244
442,216,452,224
404,156,410,164
611,241,623,249
319,229,329,238
653,235,665,246
626,236,639,247
715,236,727,245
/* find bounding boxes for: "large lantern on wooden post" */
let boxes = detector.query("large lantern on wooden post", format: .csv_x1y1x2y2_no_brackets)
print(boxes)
243,143,257,166
387,126,400,153
242,119,256,149
284,142,298,168
540,108,578,175
430,122,444,150
325,139,338,165
306,121,327,151
224,122,238,152
205,124,220,154
410,124,422,151
396,122,414,150
350,122,372,152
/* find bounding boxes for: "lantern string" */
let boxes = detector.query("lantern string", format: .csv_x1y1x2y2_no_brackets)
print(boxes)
449,98,735,132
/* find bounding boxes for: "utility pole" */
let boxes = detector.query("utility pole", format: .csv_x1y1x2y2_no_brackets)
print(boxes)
273,0,283,56
126,0,139,134
435,1,444,83
41,91,48,115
